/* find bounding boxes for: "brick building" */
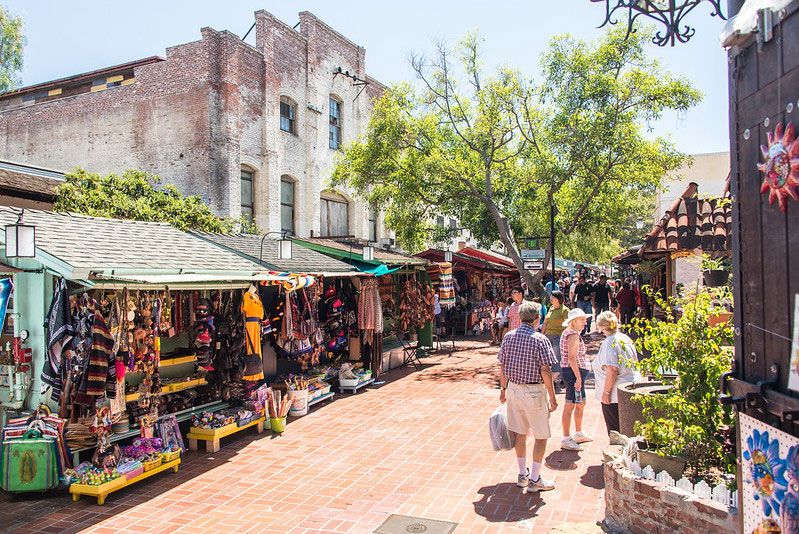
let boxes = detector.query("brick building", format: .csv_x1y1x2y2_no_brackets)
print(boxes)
0,10,387,241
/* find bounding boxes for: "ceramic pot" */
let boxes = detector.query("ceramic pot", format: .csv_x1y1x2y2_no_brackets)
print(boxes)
703,270,729,287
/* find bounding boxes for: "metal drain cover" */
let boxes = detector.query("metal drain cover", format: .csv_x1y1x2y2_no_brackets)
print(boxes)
374,515,458,534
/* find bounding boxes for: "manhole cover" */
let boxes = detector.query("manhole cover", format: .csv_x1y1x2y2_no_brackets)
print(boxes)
374,515,457,534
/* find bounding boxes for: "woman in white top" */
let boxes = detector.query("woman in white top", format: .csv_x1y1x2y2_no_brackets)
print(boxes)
592,311,641,435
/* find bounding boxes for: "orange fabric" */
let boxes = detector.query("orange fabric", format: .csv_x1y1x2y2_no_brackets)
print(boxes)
241,290,264,381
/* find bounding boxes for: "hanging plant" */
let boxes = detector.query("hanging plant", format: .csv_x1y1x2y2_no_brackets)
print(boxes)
758,122,799,212
636,260,659,280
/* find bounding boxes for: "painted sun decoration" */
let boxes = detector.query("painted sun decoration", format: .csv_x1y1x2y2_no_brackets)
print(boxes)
758,122,799,212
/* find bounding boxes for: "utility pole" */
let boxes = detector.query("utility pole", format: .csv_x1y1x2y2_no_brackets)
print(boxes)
550,204,556,288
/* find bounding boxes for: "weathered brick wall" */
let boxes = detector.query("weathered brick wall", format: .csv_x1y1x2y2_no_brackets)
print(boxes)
0,10,386,240
604,461,740,534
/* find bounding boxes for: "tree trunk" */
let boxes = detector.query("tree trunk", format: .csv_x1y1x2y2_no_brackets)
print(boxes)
481,197,538,293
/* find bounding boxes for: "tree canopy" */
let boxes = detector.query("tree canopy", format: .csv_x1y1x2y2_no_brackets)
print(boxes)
55,169,257,234
0,5,24,93
331,27,700,291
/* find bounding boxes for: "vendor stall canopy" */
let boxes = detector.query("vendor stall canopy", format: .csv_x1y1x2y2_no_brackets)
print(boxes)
191,232,359,276
0,208,299,288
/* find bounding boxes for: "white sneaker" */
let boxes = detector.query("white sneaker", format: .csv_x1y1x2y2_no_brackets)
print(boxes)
573,431,593,444
561,437,583,451
527,476,555,492
517,468,530,488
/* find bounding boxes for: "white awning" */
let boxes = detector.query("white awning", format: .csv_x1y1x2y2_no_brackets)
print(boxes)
90,272,312,290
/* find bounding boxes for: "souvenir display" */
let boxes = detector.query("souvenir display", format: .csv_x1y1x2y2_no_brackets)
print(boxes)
741,413,799,533
758,122,799,212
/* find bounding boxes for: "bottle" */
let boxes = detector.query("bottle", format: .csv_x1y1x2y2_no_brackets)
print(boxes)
574,389,582,404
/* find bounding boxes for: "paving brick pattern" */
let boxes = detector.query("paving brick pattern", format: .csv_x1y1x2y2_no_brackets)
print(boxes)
0,338,608,533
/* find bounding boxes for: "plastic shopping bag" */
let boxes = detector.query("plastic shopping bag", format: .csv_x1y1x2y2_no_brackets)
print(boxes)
489,404,516,451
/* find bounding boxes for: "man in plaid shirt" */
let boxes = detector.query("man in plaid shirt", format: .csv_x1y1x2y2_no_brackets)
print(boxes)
498,301,558,492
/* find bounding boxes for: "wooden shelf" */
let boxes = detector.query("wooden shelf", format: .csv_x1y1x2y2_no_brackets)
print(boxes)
307,391,335,407
70,458,181,505
125,378,207,403
159,355,197,367
339,378,374,394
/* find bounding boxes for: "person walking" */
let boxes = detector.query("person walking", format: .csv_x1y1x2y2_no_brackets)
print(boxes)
507,287,524,331
591,274,612,317
498,301,559,492
593,311,641,434
615,281,637,327
541,291,569,365
559,308,593,451
573,276,593,335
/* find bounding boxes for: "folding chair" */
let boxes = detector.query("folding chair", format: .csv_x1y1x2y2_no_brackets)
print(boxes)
399,334,423,370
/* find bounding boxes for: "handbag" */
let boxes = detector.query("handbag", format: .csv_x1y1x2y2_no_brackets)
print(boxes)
0,420,59,492
240,328,262,378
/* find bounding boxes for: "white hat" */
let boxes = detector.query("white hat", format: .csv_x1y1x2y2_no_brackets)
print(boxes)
562,308,588,327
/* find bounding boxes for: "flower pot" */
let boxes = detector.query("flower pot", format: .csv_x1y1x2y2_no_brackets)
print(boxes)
617,381,674,438
637,442,687,480
702,270,729,287
708,311,732,327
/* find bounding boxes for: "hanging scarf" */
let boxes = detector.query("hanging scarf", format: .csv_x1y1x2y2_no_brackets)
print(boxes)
42,278,73,401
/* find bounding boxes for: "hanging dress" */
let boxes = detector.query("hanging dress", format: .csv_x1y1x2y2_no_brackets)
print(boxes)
241,290,265,381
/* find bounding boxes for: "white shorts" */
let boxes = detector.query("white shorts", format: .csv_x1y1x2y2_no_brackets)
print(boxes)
505,382,551,439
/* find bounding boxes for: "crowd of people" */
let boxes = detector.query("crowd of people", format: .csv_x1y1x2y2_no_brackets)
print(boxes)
492,272,644,493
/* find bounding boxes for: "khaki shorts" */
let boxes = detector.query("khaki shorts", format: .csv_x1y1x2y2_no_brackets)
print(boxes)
506,382,551,439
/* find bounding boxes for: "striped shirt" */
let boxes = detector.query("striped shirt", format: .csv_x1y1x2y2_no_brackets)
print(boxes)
560,328,589,369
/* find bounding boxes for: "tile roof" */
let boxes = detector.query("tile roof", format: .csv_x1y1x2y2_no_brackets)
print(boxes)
191,232,358,274
0,207,265,273
642,182,732,255
415,249,516,273
292,237,428,265
0,166,63,200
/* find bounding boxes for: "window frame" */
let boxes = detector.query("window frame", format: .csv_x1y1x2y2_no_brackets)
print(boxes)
280,96,296,134
240,168,255,223
280,176,295,235
368,208,378,243
320,192,349,237
329,97,342,150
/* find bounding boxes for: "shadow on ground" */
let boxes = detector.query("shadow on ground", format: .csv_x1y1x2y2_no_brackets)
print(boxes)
472,482,546,523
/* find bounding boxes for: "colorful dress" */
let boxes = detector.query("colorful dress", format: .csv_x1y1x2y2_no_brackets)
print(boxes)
241,290,264,381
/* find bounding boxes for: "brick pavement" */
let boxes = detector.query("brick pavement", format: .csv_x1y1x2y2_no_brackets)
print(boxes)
0,338,609,534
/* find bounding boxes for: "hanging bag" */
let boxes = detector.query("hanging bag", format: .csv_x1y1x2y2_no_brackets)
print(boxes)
0,420,59,492
240,328,263,379
488,404,516,451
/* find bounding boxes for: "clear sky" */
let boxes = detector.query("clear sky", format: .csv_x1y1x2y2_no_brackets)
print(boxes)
6,0,730,155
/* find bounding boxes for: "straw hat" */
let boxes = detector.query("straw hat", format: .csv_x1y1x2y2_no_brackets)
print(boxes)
562,308,588,327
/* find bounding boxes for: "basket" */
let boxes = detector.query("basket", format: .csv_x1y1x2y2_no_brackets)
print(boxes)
143,458,162,472
311,389,321,400
125,466,144,480
320,383,331,395
339,378,359,388
161,450,181,462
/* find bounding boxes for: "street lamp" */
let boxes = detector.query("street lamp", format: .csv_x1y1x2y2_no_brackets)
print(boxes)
635,218,645,230
362,245,375,262
444,250,453,262
5,210,35,258
259,231,292,263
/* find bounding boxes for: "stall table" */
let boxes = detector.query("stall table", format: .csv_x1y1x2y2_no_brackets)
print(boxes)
70,458,181,505
186,415,265,453
339,378,374,394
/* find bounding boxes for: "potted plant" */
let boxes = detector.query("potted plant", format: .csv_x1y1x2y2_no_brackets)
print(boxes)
636,260,659,282
701,254,730,287
629,287,735,481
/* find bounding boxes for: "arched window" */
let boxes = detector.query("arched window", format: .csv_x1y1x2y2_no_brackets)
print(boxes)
320,191,348,237
368,208,378,242
280,176,296,235
329,96,342,149
241,168,255,222
280,96,296,134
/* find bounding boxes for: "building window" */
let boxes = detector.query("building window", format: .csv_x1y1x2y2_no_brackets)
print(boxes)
368,209,378,242
320,192,348,236
449,218,457,230
281,176,295,235
280,97,296,134
329,97,341,149
241,169,254,222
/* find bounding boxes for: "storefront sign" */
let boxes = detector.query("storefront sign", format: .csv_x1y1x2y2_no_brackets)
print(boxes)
520,249,546,260
740,412,799,532
789,294,799,393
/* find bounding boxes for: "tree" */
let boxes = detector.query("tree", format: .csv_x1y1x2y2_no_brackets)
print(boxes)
55,169,258,234
331,27,700,293
0,5,24,93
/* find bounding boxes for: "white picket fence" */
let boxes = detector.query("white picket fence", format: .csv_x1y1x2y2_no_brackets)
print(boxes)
622,451,738,509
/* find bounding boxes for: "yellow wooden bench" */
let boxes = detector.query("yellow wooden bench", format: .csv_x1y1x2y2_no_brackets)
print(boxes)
69,458,181,505
186,416,265,453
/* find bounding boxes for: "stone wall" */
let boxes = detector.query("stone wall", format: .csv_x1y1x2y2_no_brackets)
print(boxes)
603,460,739,534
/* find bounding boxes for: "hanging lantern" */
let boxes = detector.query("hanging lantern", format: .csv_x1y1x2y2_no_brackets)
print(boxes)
278,238,292,260
590,0,726,46
362,245,375,262
5,211,35,258
444,250,453,263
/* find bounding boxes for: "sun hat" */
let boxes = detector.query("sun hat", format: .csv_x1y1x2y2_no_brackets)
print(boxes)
562,307,588,327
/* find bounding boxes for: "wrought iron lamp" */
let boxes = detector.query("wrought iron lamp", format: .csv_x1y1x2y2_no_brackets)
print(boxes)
259,231,292,263
590,0,726,46
5,210,35,258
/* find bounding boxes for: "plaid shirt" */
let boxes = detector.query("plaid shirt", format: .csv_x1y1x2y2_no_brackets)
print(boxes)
560,328,589,369
498,324,557,384
507,302,521,331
